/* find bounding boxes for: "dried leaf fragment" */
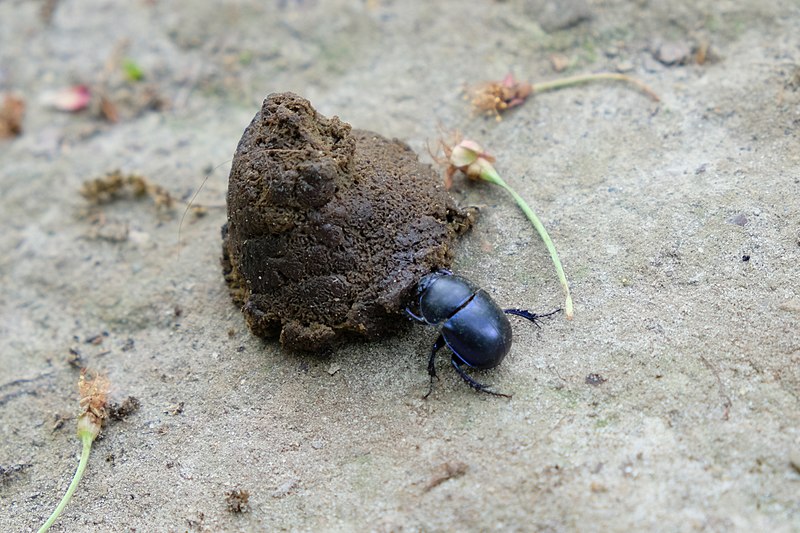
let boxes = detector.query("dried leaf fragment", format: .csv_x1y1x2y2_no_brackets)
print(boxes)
80,170,174,209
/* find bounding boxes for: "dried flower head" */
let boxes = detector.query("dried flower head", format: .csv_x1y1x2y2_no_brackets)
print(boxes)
78,370,109,436
435,135,499,190
432,134,493,189
467,74,532,121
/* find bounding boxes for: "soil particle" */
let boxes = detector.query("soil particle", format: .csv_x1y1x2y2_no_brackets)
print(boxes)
271,478,299,498
222,92,474,351
585,373,607,386
107,396,141,421
0,463,32,486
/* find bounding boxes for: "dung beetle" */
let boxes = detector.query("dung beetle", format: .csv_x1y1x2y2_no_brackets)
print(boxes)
406,270,559,398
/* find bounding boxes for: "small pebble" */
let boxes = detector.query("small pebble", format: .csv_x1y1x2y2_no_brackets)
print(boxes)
790,449,800,474
272,478,299,498
728,213,749,226
655,41,691,66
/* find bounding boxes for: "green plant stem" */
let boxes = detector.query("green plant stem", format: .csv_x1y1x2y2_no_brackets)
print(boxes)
532,72,660,102
38,431,94,533
480,165,574,319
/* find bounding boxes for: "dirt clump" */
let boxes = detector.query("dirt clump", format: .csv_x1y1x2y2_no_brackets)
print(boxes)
222,92,474,351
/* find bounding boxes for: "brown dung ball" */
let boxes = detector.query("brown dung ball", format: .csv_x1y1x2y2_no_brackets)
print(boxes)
221,92,474,351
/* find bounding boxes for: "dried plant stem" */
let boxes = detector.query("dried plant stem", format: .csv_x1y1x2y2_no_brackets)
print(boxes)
37,431,94,533
532,72,660,102
479,165,574,319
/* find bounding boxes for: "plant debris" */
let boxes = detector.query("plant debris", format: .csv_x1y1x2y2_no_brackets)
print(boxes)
0,93,25,139
225,489,251,513
467,74,533,120
165,401,185,415
41,85,92,112
80,170,175,210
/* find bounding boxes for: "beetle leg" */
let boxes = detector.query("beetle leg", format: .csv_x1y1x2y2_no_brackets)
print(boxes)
450,358,512,399
423,334,446,399
504,308,561,328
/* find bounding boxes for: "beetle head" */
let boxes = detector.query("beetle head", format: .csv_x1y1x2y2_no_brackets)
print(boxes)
417,269,452,297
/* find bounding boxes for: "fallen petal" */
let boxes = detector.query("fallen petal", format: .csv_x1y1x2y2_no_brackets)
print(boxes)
41,85,91,112
449,143,480,168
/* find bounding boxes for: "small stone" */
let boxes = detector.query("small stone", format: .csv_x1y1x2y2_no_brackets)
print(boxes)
655,41,692,66
615,61,634,73
728,213,749,226
524,0,592,32
778,299,800,314
790,449,800,474
585,373,607,386
271,478,299,498
128,230,150,246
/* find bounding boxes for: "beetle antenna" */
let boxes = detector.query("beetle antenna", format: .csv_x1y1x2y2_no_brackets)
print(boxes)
504,308,561,328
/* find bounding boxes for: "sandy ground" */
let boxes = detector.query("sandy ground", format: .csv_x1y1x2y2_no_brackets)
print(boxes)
1,1,799,531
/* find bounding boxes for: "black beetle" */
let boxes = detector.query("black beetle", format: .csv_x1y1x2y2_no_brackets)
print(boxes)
406,270,559,398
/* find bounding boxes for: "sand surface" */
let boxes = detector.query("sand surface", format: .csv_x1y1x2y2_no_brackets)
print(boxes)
1,1,798,531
